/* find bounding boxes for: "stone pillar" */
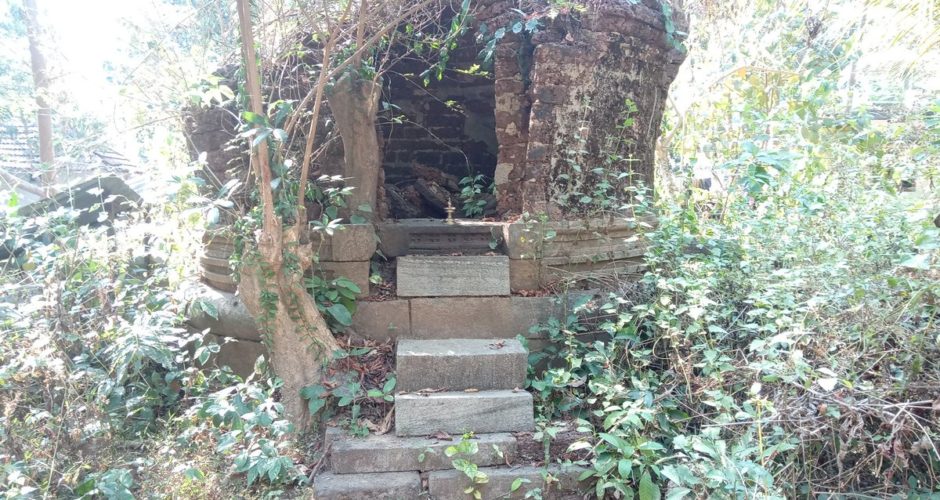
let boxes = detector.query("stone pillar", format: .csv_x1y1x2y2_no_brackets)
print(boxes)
328,74,382,219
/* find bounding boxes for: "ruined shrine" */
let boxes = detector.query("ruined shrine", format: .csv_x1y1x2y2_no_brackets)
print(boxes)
186,2,688,494
187,0,687,295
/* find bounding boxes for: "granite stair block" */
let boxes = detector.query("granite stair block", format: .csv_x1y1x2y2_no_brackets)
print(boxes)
395,390,534,437
397,338,527,392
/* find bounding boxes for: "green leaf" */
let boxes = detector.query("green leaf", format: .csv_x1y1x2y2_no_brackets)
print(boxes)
241,111,267,126
383,376,397,393
251,128,272,147
665,487,692,500
639,471,660,500
327,303,353,326
900,253,930,270
617,458,632,478
511,477,530,492
638,441,665,451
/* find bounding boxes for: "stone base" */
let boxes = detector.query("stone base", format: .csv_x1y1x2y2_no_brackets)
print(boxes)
310,224,377,262
313,471,421,500
204,333,264,378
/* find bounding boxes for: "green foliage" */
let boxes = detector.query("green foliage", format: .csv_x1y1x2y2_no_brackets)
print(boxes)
529,4,938,496
304,274,361,329
183,375,302,489
300,345,395,437
445,433,489,499
551,99,647,215
458,174,492,217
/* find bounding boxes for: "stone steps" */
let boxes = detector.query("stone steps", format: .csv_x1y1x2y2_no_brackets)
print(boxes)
314,465,590,500
327,427,516,474
395,390,534,437
397,338,527,392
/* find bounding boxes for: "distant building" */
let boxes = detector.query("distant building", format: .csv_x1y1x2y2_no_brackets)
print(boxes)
0,125,152,213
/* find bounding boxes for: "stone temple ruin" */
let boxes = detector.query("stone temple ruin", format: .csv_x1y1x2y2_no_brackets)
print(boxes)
186,0,687,497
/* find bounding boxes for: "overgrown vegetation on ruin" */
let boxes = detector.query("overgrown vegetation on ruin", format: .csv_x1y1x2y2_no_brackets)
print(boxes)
1,0,938,498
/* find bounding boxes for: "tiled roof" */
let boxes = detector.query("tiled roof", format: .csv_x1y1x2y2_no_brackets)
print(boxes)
0,125,150,205
0,125,41,184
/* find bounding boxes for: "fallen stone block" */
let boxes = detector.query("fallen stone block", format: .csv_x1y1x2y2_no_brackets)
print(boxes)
185,284,260,342
204,333,264,378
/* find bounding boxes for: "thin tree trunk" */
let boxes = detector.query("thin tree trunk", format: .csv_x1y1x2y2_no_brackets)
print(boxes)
23,0,54,195
236,0,338,430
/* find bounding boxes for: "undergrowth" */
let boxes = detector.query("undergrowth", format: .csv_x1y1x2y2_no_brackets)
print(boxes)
528,182,939,498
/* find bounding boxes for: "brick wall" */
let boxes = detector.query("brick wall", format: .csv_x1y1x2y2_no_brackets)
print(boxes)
379,42,498,184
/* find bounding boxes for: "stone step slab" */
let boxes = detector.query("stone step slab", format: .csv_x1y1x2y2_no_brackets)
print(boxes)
327,427,516,473
428,465,591,500
396,255,510,297
409,297,515,339
397,338,527,392
395,390,534,437
313,470,421,499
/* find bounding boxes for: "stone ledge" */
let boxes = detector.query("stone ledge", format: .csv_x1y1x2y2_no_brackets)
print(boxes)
503,217,655,260
327,428,516,474
351,299,410,341
509,258,645,292
428,464,591,500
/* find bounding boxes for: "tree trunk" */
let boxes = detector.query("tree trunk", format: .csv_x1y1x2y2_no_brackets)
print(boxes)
23,0,54,195
237,226,338,429
327,74,382,219
236,0,338,430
